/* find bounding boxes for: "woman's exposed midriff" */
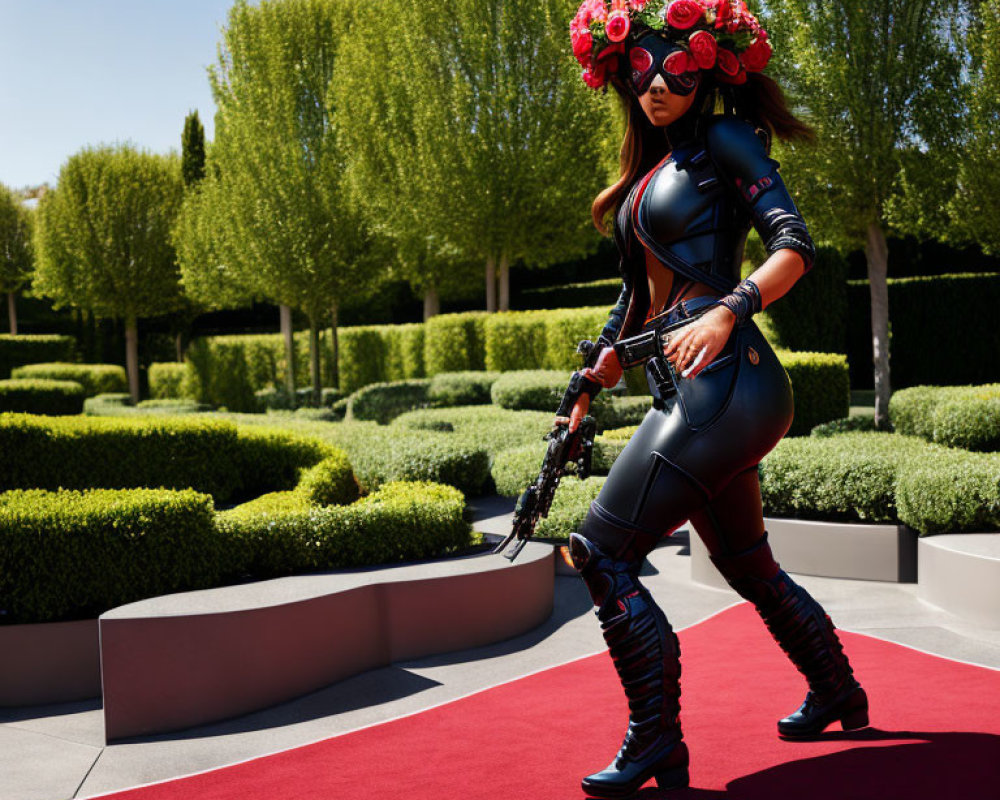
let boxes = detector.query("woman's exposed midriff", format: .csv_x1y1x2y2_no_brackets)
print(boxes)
643,245,721,326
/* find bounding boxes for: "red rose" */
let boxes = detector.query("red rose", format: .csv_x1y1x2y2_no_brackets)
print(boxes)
595,40,625,63
688,29,717,69
582,62,608,88
714,0,732,30
666,0,704,30
571,30,593,66
715,46,739,75
740,36,771,71
606,9,631,42
717,64,747,84
664,49,691,75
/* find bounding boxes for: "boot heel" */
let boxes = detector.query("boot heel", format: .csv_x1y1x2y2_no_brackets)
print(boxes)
841,707,869,731
654,765,689,790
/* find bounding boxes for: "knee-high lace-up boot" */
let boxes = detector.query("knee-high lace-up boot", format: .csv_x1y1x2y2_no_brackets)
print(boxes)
711,531,869,739
569,532,689,798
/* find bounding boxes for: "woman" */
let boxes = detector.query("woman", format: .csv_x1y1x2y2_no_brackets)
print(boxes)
559,2,869,797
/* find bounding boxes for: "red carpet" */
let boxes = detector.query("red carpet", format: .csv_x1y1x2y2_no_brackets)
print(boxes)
90,603,1000,800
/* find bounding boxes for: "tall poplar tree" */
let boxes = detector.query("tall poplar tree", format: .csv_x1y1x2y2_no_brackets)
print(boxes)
34,146,185,402
947,2,1000,252
208,0,388,398
340,0,616,313
762,0,964,428
0,185,33,335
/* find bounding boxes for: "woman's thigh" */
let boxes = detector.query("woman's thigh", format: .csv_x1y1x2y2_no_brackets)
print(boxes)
687,464,766,557
580,321,791,562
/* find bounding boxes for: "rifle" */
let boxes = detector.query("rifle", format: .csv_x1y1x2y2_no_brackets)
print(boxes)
493,370,599,562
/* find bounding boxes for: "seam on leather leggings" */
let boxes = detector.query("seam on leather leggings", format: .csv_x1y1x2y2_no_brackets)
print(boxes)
650,450,711,500
590,498,662,538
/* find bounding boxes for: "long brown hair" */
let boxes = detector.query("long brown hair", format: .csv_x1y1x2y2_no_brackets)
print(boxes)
591,72,815,236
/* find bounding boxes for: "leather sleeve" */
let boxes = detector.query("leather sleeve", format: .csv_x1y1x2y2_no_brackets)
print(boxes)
705,116,816,273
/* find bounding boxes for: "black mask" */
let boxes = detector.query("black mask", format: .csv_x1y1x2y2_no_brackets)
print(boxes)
627,32,699,97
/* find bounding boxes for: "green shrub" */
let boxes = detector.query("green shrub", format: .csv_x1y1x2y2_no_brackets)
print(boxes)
84,393,211,416
491,441,547,496
384,323,426,381
0,414,332,504
424,311,488,376
218,481,471,578
0,488,222,624
491,369,573,411
535,476,606,541
759,433,931,523
484,310,548,371
896,450,1000,534
890,384,1000,451
542,307,613,370
764,246,849,353
0,379,85,415
391,405,552,461
348,379,430,424
255,385,343,411
339,326,389,393
428,371,501,407
148,362,189,399
297,451,361,506
777,350,850,436
11,362,127,397
810,414,878,437
0,334,76,378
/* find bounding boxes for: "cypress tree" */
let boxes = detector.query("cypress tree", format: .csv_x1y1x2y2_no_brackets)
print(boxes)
181,110,207,187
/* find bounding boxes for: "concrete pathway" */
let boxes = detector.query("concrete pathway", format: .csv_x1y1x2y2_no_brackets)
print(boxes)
2,499,998,800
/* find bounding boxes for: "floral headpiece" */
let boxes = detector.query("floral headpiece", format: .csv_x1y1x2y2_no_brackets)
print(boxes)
570,0,771,91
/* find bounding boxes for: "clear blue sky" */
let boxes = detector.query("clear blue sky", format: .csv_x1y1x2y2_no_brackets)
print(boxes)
0,0,235,189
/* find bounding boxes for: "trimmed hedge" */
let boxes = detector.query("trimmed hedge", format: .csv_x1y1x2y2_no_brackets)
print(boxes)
0,488,223,624
518,278,620,311
84,394,211,416
0,379,85,415
428,371,501,407
348,379,430,424
218,480,471,578
810,414,878,437
11,362,127,397
848,273,1000,389
0,414,334,504
148,362,189,399
764,246,849,354
0,334,76,378
484,311,548,372
778,350,850,437
339,326,389,393
889,384,1000,451
296,452,361,507
424,311,488,376
759,432,1000,534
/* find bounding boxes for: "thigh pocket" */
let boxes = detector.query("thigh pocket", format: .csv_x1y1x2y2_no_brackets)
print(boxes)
673,330,741,431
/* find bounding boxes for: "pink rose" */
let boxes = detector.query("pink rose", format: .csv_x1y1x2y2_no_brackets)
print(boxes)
627,0,649,9
740,36,771,71
581,0,608,24
688,29,717,69
666,0,704,30
606,9,631,41
715,46,739,75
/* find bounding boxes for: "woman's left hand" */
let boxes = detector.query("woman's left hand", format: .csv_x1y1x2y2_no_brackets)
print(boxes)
662,305,736,379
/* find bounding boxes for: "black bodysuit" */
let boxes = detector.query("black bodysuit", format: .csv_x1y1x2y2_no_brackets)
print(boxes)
599,112,815,347
578,111,815,564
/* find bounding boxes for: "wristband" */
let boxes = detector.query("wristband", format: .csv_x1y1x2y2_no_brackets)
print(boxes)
718,277,762,326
